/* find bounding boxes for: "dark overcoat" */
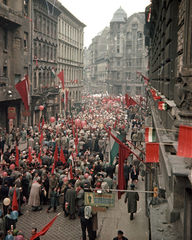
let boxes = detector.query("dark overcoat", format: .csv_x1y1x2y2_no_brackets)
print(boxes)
124,191,139,213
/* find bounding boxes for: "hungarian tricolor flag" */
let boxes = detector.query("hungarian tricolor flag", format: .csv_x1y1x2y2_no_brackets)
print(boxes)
57,70,64,90
51,67,56,79
145,127,156,142
30,214,59,240
158,101,167,110
12,188,18,211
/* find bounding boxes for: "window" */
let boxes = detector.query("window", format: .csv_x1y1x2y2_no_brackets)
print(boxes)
38,44,41,59
117,33,120,44
126,60,131,66
3,29,7,50
43,18,46,34
47,47,49,61
117,72,120,80
3,0,7,5
127,45,131,54
39,16,42,32
43,45,46,59
24,0,28,16
50,47,53,61
39,72,41,85
51,23,53,36
15,74,20,85
117,45,120,53
24,32,28,51
3,67,7,77
126,72,131,80
34,12,37,30
127,32,132,40
34,42,37,58
117,60,120,66
136,86,141,95
47,21,49,35
137,31,142,39
132,23,138,29
54,48,56,61
127,86,130,94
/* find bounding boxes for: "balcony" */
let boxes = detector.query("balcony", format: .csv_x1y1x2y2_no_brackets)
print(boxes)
0,3,22,30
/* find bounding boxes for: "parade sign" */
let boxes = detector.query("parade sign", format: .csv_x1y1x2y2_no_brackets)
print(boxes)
91,206,106,212
8,107,15,119
84,192,115,207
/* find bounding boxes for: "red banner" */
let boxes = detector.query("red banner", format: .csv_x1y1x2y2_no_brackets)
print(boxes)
146,143,159,163
177,125,192,158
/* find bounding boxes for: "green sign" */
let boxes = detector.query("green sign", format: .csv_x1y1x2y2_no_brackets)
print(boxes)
84,192,115,207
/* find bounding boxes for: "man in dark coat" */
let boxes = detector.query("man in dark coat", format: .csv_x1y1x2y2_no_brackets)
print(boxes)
4,171,14,187
66,184,77,219
78,205,94,240
106,165,114,179
21,171,29,200
63,182,71,217
124,161,130,190
1,180,9,215
113,230,128,240
124,184,139,220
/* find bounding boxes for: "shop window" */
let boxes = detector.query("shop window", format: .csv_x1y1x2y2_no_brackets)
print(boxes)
24,32,28,51
24,0,28,16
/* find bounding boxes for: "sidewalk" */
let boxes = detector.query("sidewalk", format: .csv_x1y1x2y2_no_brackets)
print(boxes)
97,176,149,240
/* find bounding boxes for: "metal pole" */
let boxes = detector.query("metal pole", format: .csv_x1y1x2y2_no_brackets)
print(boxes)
84,188,156,194
30,0,33,125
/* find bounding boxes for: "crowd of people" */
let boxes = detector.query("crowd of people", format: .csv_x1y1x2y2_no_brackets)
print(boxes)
0,94,147,239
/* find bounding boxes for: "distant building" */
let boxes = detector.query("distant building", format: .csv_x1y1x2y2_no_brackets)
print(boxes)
84,7,148,96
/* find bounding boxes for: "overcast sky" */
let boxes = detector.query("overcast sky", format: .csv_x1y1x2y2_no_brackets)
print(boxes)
59,0,151,47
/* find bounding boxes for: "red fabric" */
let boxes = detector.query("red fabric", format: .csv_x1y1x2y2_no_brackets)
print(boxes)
38,148,42,165
51,160,55,174
113,120,117,129
146,143,159,163
136,71,149,81
69,164,73,179
15,79,29,111
74,134,78,146
60,147,66,164
35,58,38,68
57,70,65,90
177,125,192,158
39,131,44,145
72,126,75,137
38,121,41,132
54,144,58,162
125,93,130,107
129,97,137,106
28,148,32,164
12,188,18,211
42,118,45,128
30,215,58,240
15,145,19,167
108,130,131,199
118,144,131,199
122,124,125,129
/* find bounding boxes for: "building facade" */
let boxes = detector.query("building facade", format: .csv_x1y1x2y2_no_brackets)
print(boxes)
145,0,192,239
0,0,85,129
57,4,85,112
0,0,31,130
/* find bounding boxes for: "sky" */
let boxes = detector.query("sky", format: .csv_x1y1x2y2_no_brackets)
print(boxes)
59,0,151,47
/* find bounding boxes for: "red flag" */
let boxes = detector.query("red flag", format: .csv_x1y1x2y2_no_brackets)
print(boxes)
74,134,78,155
146,143,159,163
72,126,75,137
42,118,45,128
177,125,192,158
15,145,19,167
125,93,130,107
113,120,117,129
38,121,41,132
39,131,44,145
60,147,66,164
57,70,64,90
107,130,131,199
12,188,18,211
129,97,137,106
38,148,42,165
15,79,29,111
51,160,56,174
30,214,59,240
72,117,74,126
122,124,125,129
28,147,32,164
54,144,58,162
